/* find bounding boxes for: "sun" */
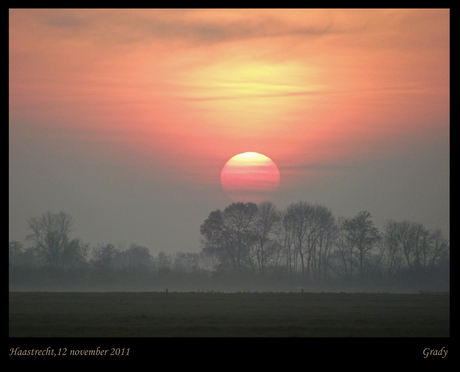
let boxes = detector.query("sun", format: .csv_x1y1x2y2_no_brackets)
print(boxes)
220,152,281,203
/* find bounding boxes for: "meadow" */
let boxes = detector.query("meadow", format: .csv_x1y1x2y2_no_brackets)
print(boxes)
9,291,449,337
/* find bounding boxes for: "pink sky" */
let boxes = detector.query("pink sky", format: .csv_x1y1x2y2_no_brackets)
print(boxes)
9,9,449,252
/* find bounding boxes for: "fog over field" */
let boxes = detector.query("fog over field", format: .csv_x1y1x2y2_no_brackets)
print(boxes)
9,203,449,293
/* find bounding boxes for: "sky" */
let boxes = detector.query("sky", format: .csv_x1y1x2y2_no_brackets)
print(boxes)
9,9,449,254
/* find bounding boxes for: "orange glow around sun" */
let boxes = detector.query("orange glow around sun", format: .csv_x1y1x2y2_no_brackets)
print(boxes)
220,152,281,203
8,9,449,193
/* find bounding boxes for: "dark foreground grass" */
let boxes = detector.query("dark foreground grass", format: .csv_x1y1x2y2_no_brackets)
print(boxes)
9,291,449,337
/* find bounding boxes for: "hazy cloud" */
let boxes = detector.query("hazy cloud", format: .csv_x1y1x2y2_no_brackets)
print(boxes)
34,9,369,47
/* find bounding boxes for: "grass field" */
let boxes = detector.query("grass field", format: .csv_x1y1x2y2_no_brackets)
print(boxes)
9,291,449,337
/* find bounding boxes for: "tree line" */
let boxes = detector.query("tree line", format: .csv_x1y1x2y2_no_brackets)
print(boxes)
9,205,449,292
200,202,449,287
